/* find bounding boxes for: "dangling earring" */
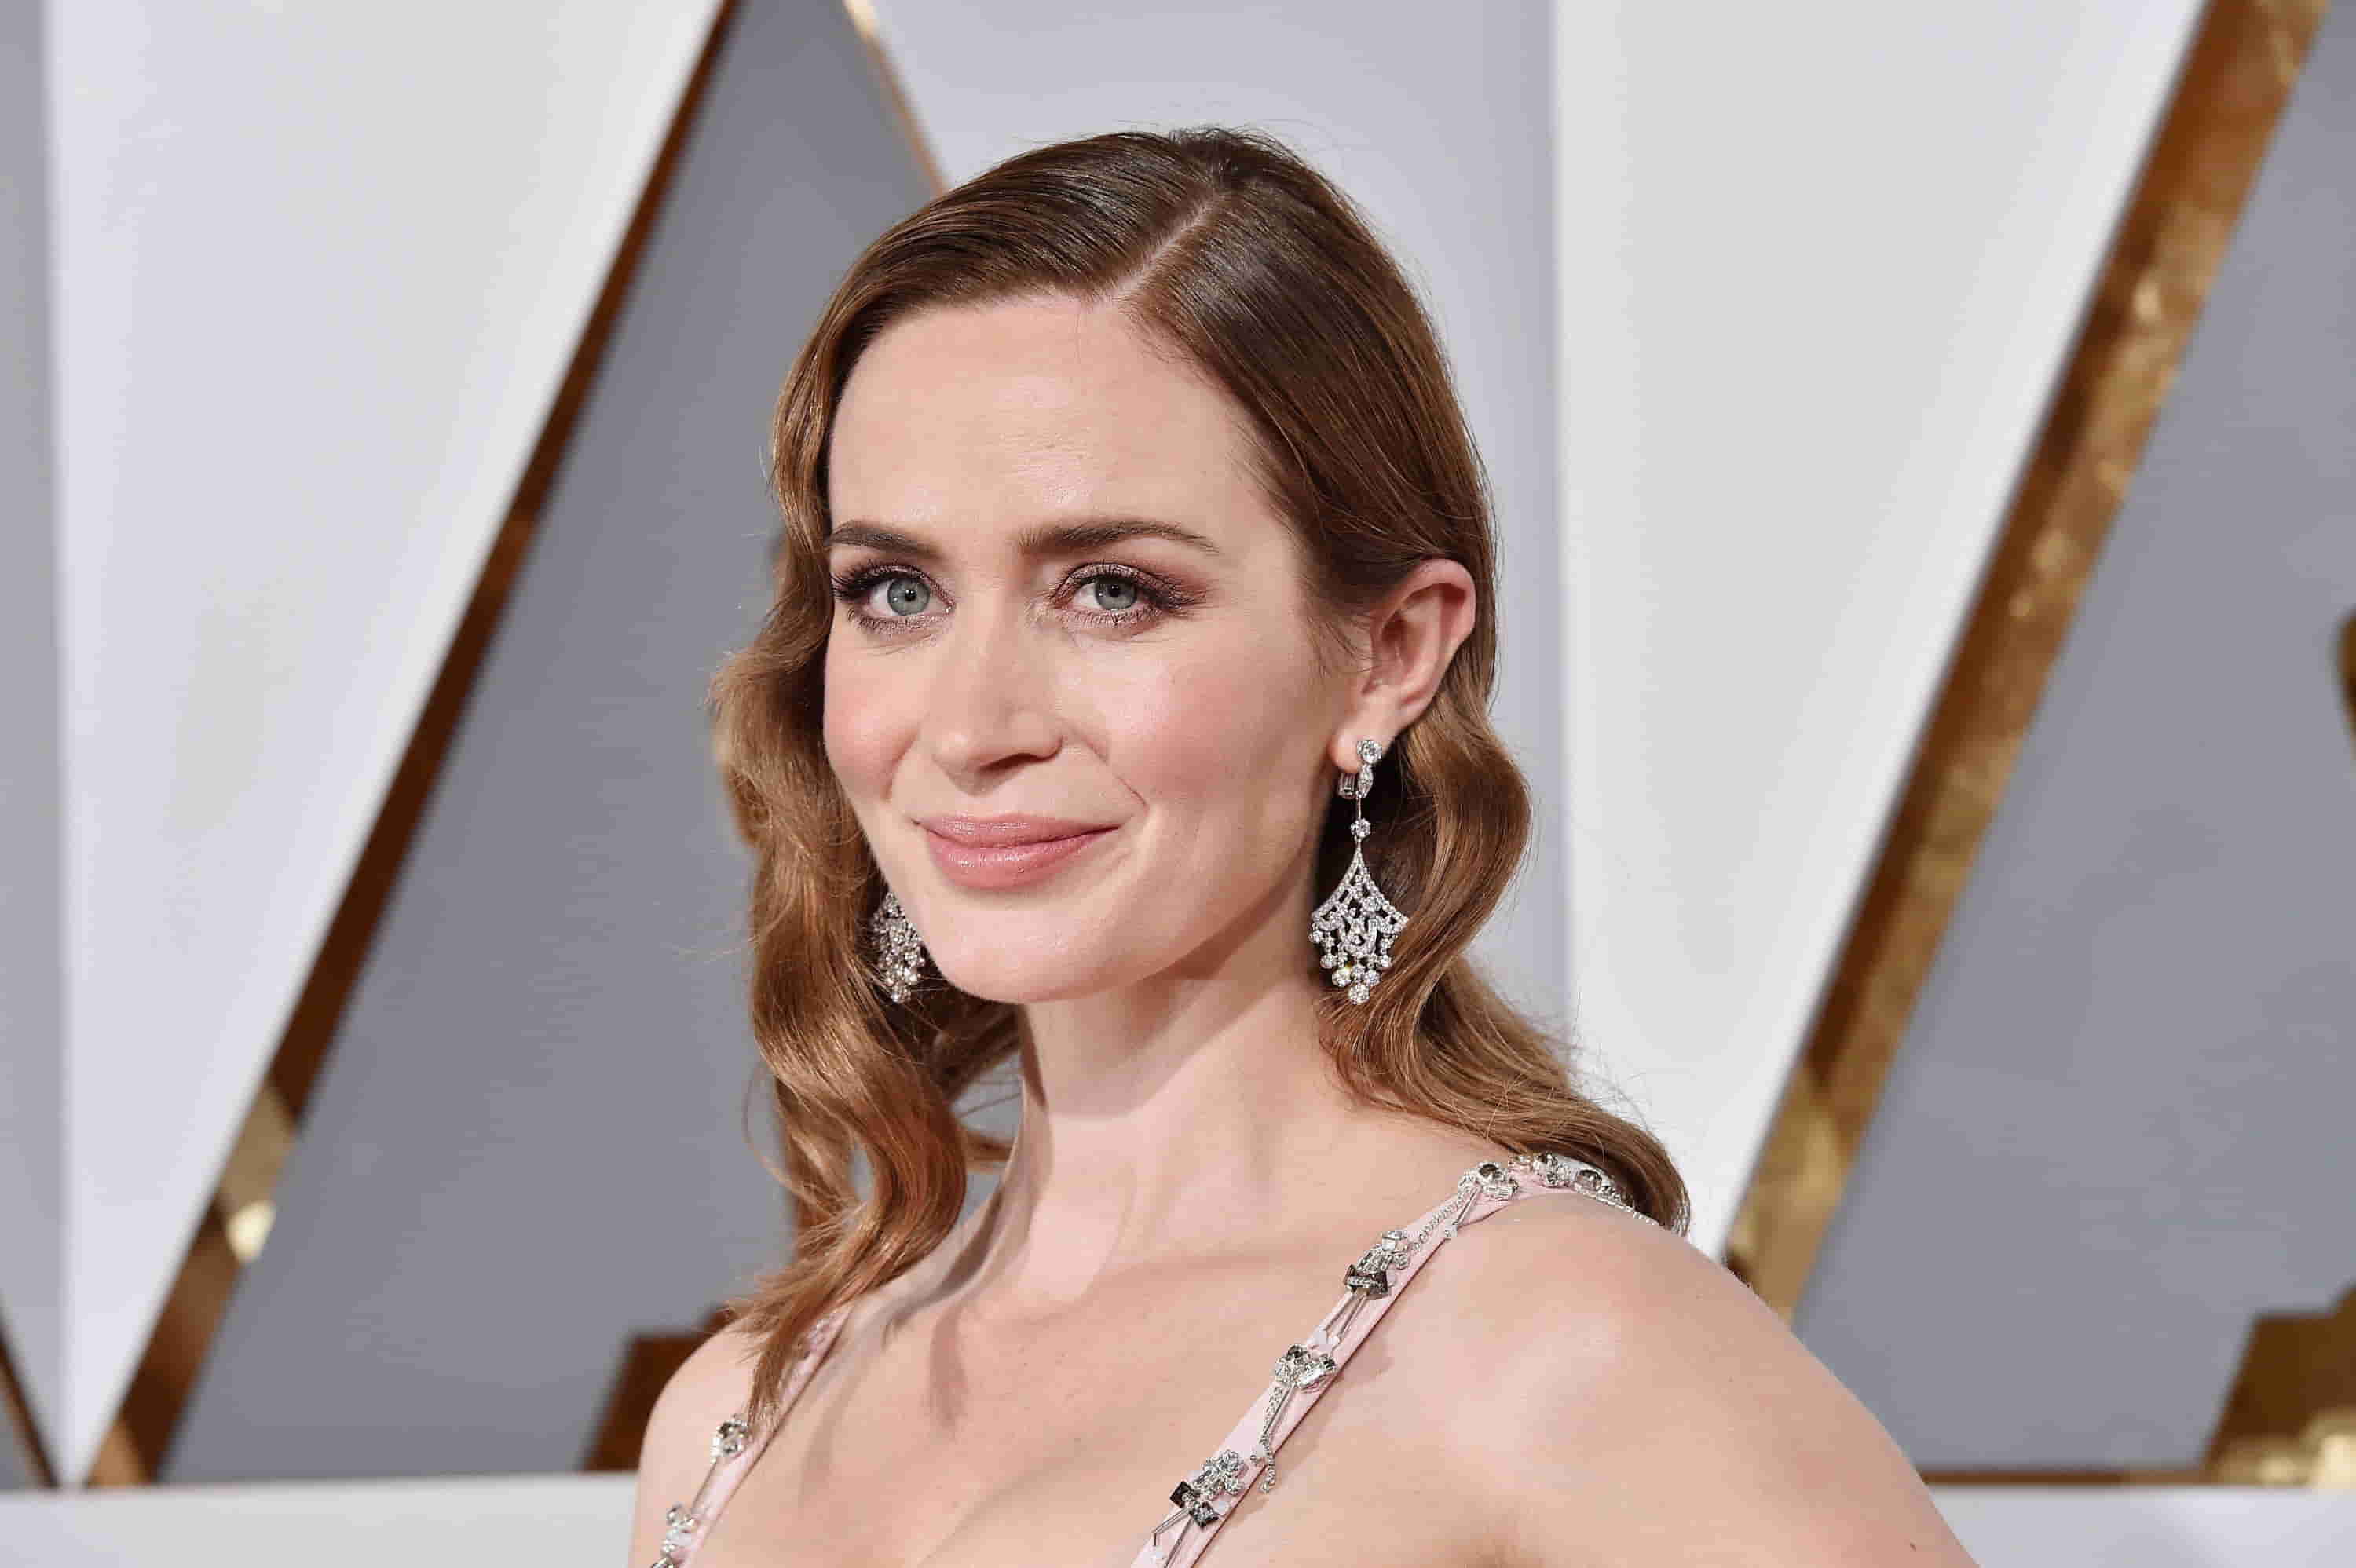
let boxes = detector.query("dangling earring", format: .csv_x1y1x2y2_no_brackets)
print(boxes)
1311,737,1409,1005
869,887,929,1003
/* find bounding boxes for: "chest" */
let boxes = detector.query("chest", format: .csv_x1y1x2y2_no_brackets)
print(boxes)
693,1266,1507,1568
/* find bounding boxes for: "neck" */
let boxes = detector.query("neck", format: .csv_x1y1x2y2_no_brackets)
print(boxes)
964,899,1379,1311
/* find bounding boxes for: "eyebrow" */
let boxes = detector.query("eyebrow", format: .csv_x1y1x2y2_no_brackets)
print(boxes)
825,516,1224,561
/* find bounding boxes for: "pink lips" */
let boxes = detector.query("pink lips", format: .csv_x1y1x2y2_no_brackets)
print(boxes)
920,814,1118,890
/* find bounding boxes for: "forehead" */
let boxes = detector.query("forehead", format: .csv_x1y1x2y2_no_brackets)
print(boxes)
827,295,1272,543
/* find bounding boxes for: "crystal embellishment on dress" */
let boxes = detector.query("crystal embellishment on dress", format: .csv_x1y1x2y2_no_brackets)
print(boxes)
647,1306,862,1567
1343,1226,1414,1297
1311,738,1408,1005
658,1503,701,1563
1273,1343,1338,1390
1166,1153,1597,1540
647,1413,753,1566
1432,1158,1522,1239
1170,1447,1249,1526
1503,1150,1648,1219
1459,1160,1520,1201
1527,1150,1580,1188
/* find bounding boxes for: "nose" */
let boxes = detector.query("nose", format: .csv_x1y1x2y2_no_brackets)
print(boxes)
922,590,1061,788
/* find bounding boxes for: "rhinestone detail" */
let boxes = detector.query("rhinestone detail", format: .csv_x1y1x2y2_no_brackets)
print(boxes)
869,890,926,1003
646,1307,850,1567
1169,1447,1249,1526
1272,1343,1338,1390
1458,1160,1519,1201
1342,1226,1414,1297
655,1501,700,1563
1505,1149,1646,1217
1150,1153,1656,1559
1310,844,1406,1004
646,1414,752,1566
1314,737,1405,1006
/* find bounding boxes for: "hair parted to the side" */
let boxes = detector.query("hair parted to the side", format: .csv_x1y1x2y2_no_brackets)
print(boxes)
707,125,1688,1438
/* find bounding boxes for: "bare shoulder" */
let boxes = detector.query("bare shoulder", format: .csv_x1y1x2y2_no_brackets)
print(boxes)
1418,1193,1980,1567
627,1319,765,1566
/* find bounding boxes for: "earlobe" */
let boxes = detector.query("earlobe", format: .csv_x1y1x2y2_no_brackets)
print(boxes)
1330,730,1388,777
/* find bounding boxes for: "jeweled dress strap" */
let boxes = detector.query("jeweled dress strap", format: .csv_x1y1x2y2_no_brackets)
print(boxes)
1132,1152,1648,1568
651,1302,855,1568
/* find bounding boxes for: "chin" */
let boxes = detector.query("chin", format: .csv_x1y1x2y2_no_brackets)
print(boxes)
929,945,1132,1006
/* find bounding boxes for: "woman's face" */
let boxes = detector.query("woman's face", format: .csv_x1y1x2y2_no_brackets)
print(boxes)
821,294,1347,1004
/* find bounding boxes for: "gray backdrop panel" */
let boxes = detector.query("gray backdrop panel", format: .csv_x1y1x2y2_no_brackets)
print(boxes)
1796,0,2356,1468
0,0,60,1493
166,0,929,1479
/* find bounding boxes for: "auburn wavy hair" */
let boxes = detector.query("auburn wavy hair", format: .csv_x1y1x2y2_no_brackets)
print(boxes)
708,125,1688,1438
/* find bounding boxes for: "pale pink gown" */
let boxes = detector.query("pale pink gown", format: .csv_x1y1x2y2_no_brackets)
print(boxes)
648,1151,1648,1568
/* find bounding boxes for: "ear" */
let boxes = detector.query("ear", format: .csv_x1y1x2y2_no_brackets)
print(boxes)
1328,558,1477,774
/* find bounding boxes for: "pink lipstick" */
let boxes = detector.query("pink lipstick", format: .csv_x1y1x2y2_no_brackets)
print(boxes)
920,814,1118,891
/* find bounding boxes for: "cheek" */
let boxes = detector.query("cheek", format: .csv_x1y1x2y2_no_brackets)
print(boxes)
821,647,900,799
1116,626,1323,817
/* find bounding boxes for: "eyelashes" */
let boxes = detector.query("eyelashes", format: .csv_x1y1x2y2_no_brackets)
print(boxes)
827,561,1199,634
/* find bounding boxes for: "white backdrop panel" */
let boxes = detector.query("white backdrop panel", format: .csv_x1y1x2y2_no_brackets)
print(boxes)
46,0,720,1484
1554,0,2204,1248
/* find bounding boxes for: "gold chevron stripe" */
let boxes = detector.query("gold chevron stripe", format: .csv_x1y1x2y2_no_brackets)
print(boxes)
1723,0,2336,1487
66,0,746,1488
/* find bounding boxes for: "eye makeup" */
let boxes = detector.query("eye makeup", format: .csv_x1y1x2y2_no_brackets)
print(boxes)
826,560,1204,635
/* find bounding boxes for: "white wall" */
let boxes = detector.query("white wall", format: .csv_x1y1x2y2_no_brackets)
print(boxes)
29,0,720,1483
1554,0,2204,1248
1799,0,2356,1466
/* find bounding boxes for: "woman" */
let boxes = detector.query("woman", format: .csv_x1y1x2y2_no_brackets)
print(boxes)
630,126,1977,1567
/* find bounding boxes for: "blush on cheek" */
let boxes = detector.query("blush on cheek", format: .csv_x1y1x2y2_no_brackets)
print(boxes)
821,665,901,802
1132,640,1317,795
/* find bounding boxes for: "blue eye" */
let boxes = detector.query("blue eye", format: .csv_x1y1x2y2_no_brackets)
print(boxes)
829,567,934,623
1076,573,1140,614
826,561,1194,634
879,576,930,616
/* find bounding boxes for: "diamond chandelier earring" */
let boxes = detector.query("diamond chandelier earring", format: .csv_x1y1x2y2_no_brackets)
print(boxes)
868,888,929,1003
1311,737,1410,1005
